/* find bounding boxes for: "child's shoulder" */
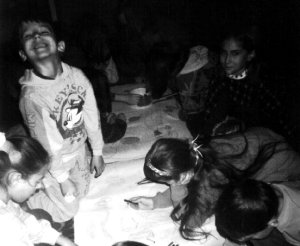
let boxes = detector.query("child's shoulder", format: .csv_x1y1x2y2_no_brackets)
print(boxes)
62,62,85,76
62,62,90,84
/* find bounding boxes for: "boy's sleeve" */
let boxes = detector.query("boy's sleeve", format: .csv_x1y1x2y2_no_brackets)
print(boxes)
80,72,104,156
19,95,68,181
17,206,61,245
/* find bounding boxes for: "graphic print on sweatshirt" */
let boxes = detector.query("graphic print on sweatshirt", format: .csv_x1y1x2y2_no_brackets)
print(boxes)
51,83,87,143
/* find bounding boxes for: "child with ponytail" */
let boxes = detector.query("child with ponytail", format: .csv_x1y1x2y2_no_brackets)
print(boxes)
128,138,204,209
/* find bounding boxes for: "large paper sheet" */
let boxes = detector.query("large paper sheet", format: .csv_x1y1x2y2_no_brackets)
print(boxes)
74,158,224,246
103,84,192,163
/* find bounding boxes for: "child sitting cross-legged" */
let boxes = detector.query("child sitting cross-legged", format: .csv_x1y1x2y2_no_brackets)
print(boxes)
0,132,76,246
215,179,300,246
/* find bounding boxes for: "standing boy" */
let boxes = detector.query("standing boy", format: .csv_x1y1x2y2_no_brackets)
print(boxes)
18,18,105,224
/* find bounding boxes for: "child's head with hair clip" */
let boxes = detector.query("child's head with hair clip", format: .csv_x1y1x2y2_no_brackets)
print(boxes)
0,133,50,203
215,179,279,244
144,138,203,185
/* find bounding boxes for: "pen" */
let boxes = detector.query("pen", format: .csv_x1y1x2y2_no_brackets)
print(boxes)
137,178,152,185
124,199,139,206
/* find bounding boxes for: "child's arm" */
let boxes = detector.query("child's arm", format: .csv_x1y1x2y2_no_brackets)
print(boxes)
90,155,106,178
17,205,61,245
129,188,173,210
105,57,119,84
14,202,77,245
79,71,106,176
60,178,78,198
112,92,142,105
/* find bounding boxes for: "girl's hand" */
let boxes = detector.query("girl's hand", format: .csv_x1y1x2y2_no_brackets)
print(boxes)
60,179,77,197
56,235,78,246
129,196,154,210
90,155,106,178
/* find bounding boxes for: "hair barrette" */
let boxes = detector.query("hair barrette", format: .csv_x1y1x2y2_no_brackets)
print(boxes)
146,159,169,176
191,135,203,159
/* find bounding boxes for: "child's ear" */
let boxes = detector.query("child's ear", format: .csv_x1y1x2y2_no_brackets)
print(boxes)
179,171,194,185
57,41,65,53
247,50,256,62
7,171,22,186
19,50,27,62
268,218,278,227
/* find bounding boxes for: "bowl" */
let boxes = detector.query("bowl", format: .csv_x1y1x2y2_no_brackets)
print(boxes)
130,87,152,108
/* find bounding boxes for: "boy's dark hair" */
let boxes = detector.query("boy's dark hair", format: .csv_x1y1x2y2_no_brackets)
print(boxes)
215,179,279,242
17,17,61,49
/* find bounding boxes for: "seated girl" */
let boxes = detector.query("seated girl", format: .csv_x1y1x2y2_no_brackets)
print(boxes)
215,179,300,246
201,25,293,141
0,132,76,246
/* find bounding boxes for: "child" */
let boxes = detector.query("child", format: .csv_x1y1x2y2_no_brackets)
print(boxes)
18,18,105,223
129,138,202,209
145,41,218,137
82,65,128,144
0,133,77,246
215,179,300,246
79,24,143,106
201,26,293,140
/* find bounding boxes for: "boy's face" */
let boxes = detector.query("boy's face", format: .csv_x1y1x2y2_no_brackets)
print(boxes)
19,21,59,62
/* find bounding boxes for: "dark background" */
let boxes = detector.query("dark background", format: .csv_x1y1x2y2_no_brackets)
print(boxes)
1,0,300,127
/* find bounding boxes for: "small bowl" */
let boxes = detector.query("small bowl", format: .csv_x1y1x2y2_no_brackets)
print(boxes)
130,87,152,108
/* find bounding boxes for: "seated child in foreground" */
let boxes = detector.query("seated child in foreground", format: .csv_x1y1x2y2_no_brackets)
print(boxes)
0,133,76,246
215,179,300,246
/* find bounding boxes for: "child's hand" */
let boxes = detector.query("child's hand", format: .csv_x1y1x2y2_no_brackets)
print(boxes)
90,155,106,178
60,179,78,198
128,196,154,210
56,235,78,246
